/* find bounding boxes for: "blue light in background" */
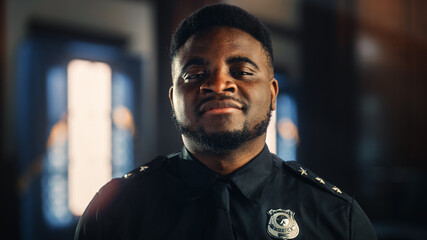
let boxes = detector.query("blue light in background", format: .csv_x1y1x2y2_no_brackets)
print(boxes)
43,66,73,227
275,74,299,161
46,67,67,125
112,72,134,113
111,72,134,178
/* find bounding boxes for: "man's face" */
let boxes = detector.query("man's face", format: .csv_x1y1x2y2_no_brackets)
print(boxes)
170,27,278,152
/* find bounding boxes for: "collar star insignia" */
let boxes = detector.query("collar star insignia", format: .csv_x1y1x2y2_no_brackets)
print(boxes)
315,177,325,184
298,167,308,176
332,186,342,194
124,173,133,179
140,166,149,172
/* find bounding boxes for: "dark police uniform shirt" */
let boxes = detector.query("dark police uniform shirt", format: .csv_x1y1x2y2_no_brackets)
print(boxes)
75,146,377,240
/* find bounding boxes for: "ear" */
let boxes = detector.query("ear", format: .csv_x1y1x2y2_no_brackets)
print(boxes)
169,86,174,108
270,78,279,110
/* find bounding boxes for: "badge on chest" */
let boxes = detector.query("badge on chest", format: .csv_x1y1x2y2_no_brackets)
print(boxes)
267,209,299,239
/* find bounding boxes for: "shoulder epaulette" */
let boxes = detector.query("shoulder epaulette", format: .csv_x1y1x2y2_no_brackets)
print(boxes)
122,155,167,180
283,160,353,202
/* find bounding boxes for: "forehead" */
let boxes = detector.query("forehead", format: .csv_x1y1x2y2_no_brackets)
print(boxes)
173,27,267,68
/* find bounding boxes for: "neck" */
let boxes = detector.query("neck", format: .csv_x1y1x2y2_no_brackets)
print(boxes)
183,134,267,175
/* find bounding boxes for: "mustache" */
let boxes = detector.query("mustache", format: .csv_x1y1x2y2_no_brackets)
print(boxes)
195,96,248,116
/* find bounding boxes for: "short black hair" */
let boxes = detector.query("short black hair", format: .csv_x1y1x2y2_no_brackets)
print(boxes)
170,4,273,65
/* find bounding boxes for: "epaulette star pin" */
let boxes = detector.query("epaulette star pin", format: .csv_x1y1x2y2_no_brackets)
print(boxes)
140,166,149,172
332,186,342,194
298,167,308,176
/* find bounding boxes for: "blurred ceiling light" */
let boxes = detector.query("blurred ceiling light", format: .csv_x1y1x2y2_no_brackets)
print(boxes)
357,35,382,64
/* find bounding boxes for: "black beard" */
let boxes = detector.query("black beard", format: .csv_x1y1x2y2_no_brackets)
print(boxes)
171,105,272,155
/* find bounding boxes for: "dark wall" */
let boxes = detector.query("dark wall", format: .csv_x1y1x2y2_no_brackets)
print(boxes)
298,0,427,239
298,0,358,191
356,1,427,238
0,0,20,238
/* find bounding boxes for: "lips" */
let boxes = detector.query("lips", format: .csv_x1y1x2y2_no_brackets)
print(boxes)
199,100,242,115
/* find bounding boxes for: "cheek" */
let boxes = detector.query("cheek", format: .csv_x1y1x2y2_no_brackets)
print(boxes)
172,91,184,115
172,89,194,121
248,88,272,116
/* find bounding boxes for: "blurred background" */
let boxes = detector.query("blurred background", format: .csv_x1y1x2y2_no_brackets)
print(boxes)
1,0,426,239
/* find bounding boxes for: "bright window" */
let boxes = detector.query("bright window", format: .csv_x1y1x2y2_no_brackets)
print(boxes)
43,59,135,227
67,60,113,216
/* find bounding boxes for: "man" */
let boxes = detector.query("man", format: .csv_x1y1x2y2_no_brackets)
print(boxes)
75,4,377,240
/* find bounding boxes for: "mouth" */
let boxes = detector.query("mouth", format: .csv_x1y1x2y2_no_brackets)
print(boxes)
199,100,243,115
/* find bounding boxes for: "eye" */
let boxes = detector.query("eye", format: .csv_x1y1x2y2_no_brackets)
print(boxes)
186,73,205,79
230,70,254,79
182,71,207,83
232,71,252,76
229,65,255,79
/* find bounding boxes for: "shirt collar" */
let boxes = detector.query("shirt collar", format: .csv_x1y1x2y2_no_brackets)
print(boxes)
179,145,273,203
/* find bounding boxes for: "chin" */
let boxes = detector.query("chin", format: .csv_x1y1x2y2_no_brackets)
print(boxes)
202,125,244,134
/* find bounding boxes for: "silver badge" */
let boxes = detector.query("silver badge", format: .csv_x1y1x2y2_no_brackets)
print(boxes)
267,209,299,239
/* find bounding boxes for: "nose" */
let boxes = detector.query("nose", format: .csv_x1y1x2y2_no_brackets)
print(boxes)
200,71,237,94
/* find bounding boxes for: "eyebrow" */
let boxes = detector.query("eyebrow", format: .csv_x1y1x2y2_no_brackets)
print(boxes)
226,56,259,70
180,58,209,75
179,56,260,76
